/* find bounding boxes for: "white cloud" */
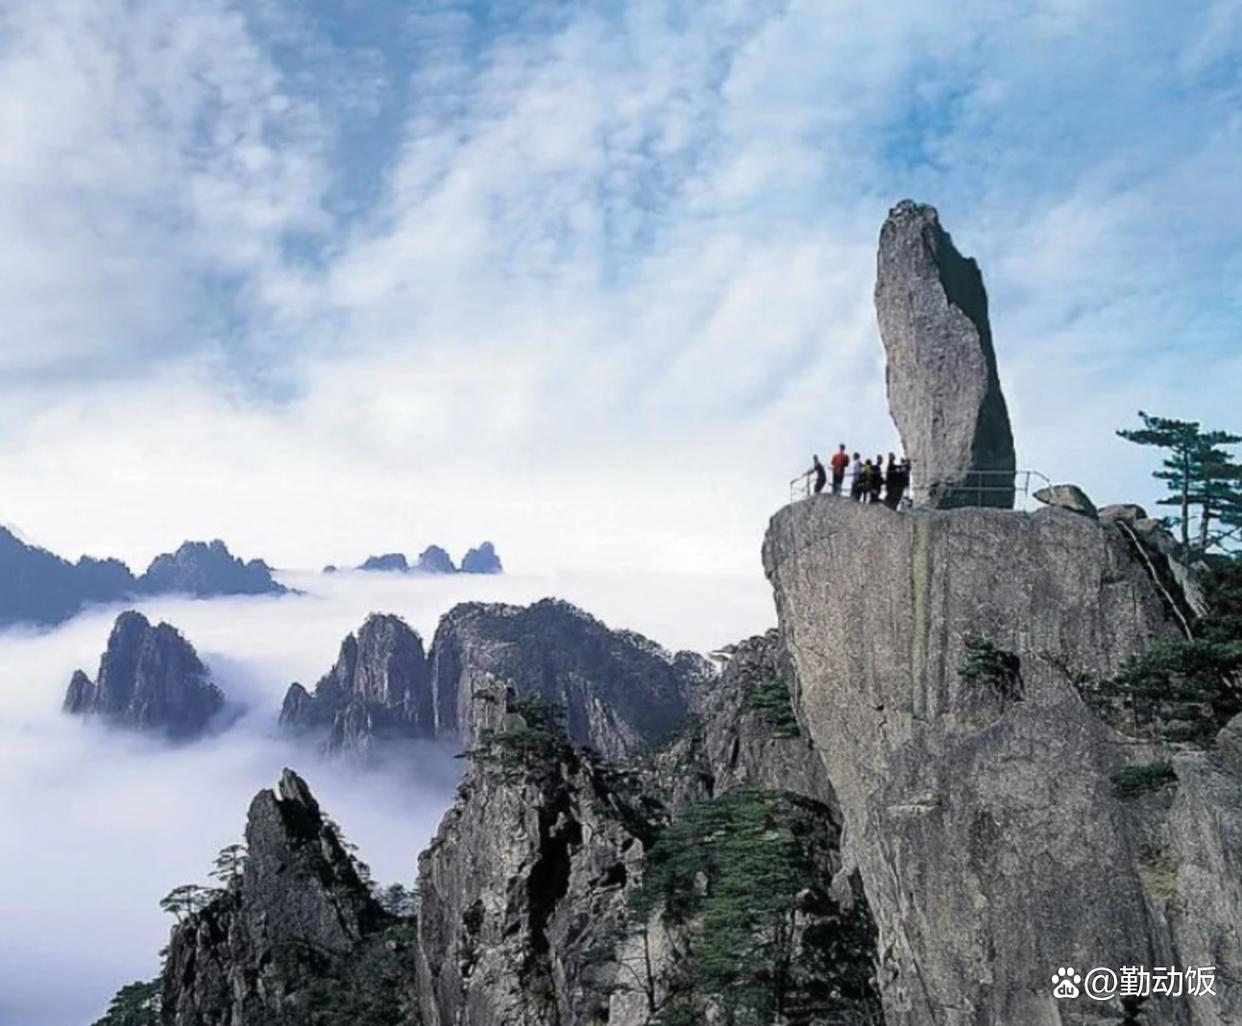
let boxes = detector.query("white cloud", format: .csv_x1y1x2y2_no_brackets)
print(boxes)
0,0,1239,575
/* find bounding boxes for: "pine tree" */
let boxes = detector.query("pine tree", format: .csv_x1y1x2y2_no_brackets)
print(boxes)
1118,411,1242,552
159,883,219,922
209,843,248,885
92,979,161,1026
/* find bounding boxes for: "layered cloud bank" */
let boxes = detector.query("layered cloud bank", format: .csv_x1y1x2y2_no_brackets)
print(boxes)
1,0,1240,576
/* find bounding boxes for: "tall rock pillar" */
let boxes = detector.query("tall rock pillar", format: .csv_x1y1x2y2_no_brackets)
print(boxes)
875,199,1016,508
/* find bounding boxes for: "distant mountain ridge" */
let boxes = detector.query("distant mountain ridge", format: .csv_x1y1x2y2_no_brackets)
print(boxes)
335,540,504,576
0,527,286,629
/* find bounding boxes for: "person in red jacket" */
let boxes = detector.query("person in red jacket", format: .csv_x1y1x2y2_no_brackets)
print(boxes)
830,444,849,495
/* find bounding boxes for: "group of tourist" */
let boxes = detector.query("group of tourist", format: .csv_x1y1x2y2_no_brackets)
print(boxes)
807,445,911,510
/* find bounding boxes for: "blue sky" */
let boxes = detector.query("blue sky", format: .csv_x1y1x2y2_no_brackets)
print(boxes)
0,0,1239,573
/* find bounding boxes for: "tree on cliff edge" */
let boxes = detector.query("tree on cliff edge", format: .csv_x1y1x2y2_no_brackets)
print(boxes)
1118,411,1242,552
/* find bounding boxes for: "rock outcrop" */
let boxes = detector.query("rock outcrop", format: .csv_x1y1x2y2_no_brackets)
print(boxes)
427,598,706,761
460,541,503,574
279,614,434,758
416,706,657,1026
764,496,1240,1025
1034,482,1098,518
160,769,415,1026
137,540,286,596
875,200,1016,508
63,610,225,739
647,629,832,813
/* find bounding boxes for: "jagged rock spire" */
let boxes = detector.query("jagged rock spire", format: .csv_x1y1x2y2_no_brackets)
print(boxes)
62,610,224,739
875,199,1016,508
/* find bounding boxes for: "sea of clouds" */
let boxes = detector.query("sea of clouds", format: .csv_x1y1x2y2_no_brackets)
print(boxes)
0,566,773,1026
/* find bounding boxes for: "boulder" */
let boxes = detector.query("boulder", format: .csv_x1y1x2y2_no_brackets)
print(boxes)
1099,503,1148,523
875,200,1016,508
1033,482,1098,518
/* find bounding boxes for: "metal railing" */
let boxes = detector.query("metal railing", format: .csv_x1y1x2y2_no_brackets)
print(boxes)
790,467,1051,510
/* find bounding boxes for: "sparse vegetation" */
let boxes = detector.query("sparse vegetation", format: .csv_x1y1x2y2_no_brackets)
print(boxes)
959,635,1023,701
742,674,801,738
1111,760,1177,799
209,843,247,885
627,786,879,1025
159,883,221,922
1089,562,1242,747
92,979,161,1026
463,695,574,782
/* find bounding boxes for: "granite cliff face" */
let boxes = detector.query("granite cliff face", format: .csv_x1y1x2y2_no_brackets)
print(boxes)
764,497,1240,1025
427,598,706,762
415,709,656,1026
161,769,415,1026
63,610,225,739
875,200,1016,508
647,629,832,813
280,614,434,758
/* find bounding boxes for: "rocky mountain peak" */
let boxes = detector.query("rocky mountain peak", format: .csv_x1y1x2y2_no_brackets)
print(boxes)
460,540,502,574
875,198,1016,508
428,597,706,761
0,525,137,627
62,610,225,739
358,552,410,572
416,544,457,573
137,539,286,597
279,613,433,757
160,768,415,1026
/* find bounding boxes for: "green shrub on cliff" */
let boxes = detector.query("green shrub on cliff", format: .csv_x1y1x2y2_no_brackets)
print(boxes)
92,980,161,1026
1095,562,1242,747
741,673,801,738
629,786,879,1025
959,635,1023,701
1111,761,1177,799
464,695,574,782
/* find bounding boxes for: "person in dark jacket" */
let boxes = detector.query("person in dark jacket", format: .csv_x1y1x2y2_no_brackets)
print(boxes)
869,454,884,503
884,452,902,509
810,454,827,495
